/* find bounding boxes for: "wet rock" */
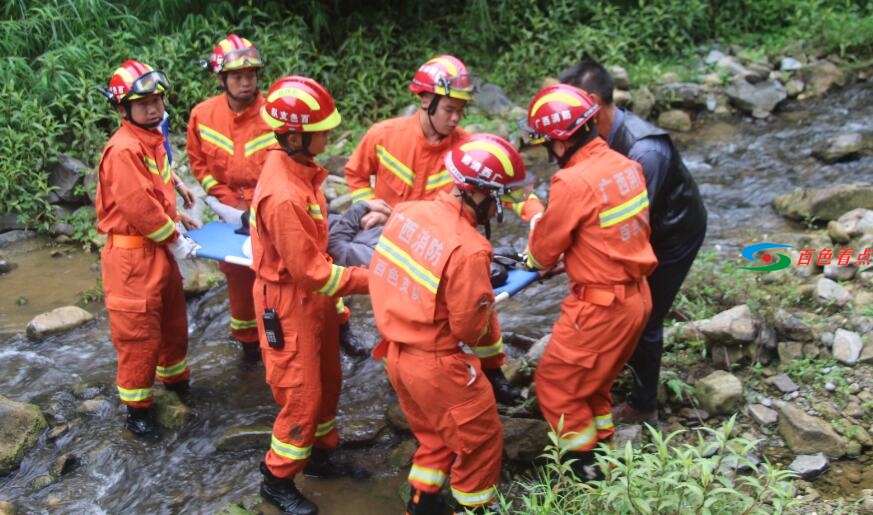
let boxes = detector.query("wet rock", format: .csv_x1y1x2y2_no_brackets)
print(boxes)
76,398,111,416
773,309,814,342
769,374,799,393
31,475,54,490
747,403,778,426
26,305,94,340
501,416,549,463
46,423,70,441
725,78,787,118
696,304,758,345
474,83,515,116
0,229,37,246
657,110,692,132
802,59,846,96
525,333,550,365
154,391,191,429
827,220,852,244
776,402,846,457
388,438,417,469
832,329,863,365
772,182,873,222
813,133,866,163
216,424,271,452
814,277,852,307
789,453,829,479
50,452,78,477
655,82,707,109
838,208,873,237
47,155,90,204
780,57,804,72
339,416,387,445
385,402,410,432
0,500,14,515
216,503,250,515
695,370,743,415
784,79,805,98
0,395,48,475
178,258,221,296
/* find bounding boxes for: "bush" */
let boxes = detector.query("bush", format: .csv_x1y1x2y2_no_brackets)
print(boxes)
499,416,798,514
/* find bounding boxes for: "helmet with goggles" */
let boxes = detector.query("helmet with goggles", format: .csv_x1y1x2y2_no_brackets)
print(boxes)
409,55,478,101
100,60,169,106
209,34,264,74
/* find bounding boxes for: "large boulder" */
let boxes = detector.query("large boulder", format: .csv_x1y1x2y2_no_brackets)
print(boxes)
772,183,873,222
501,416,550,463
812,133,869,163
802,59,846,96
776,402,846,457
47,155,90,204
695,304,758,346
724,78,787,118
694,371,743,415
0,395,48,475
26,306,94,340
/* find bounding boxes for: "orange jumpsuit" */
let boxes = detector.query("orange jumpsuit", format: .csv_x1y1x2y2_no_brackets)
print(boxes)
250,150,369,479
369,191,504,510
187,92,276,344
526,138,657,451
344,114,469,206
96,119,190,408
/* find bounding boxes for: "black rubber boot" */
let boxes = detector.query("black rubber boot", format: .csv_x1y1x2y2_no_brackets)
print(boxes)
564,450,605,483
303,447,370,480
260,461,318,515
240,341,262,362
406,488,448,515
125,406,161,441
164,379,189,397
339,322,369,358
483,367,522,405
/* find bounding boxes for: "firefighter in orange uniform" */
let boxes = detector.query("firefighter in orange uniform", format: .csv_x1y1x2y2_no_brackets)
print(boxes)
96,60,201,439
250,76,369,515
345,55,522,403
370,134,530,515
186,34,275,360
520,84,657,481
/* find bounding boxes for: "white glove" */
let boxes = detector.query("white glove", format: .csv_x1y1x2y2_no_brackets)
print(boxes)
169,234,201,261
205,195,245,225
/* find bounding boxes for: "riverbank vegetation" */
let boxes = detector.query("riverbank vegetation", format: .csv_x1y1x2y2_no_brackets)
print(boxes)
2,0,872,233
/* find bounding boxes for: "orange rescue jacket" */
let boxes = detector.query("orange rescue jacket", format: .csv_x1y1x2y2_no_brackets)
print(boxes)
344,115,469,206
369,192,501,356
527,138,657,284
250,150,368,296
96,120,179,244
186,92,276,208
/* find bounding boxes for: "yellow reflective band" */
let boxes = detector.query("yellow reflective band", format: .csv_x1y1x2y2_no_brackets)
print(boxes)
594,413,614,430
117,385,152,403
351,187,375,203
430,56,458,76
425,169,452,190
308,204,324,221
230,317,258,330
270,435,311,461
558,424,597,451
525,251,545,271
409,464,447,488
200,174,219,193
335,297,345,314
315,418,336,438
248,206,257,229
599,190,649,228
304,109,341,132
374,237,439,294
532,91,583,115
315,264,345,296
512,200,526,217
451,485,497,507
156,358,188,380
198,124,235,155
268,87,319,109
144,155,171,184
147,217,176,243
460,140,515,177
376,146,414,187
244,132,276,157
471,337,503,359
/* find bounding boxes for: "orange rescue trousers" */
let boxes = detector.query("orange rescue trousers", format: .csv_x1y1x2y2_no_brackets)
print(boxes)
535,280,652,451
102,240,189,408
219,261,258,344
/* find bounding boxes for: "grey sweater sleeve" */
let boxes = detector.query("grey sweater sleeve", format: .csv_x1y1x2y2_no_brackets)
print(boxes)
328,202,380,267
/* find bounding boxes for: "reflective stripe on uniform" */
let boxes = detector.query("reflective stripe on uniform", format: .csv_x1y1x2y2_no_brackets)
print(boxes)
248,206,257,229
470,337,503,359
156,358,188,381
376,146,414,187
408,464,447,488
117,385,152,403
230,317,258,330
373,237,439,294
143,154,171,184
594,413,614,431
425,169,452,191
525,251,546,271
315,418,335,438
599,190,649,228
200,174,219,193
244,132,276,157
558,423,597,451
315,264,345,296
271,434,311,461
335,297,345,314
198,124,235,155
451,485,497,507
308,204,324,221
351,187,375,203
146,217,176,243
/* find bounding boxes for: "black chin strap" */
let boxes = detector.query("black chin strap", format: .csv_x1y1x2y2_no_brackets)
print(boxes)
279,133,315,158
460,192,500,240
423,95,450,138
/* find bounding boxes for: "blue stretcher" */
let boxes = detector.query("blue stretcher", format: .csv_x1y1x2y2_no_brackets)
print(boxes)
187,221,540,299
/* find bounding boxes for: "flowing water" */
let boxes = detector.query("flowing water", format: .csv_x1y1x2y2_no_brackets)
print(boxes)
1,82,872,513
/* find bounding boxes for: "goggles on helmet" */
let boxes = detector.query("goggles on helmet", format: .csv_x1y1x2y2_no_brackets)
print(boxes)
435,74,479,100
123,70,170,102
220,47,263,72
517,117,548,146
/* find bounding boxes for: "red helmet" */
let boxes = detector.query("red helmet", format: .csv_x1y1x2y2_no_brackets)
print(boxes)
409,55,478,101
261,76,341,134
104,59,169,105
444,133,528,200
523,84,600,143
209,34,264,74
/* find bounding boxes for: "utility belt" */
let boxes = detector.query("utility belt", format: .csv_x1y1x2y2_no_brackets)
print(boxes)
571,279,643,306
108,233,154,249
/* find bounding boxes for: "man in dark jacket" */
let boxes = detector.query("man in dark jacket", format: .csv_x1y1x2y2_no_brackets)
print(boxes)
560,59,707,423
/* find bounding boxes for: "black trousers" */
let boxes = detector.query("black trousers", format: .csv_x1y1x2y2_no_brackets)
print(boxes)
626,242,701,411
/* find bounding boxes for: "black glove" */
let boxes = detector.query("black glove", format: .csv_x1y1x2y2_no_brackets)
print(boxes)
234,210,251,235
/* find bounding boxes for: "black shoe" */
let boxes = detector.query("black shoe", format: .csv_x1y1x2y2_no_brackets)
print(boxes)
260,462,318,515
164,379,189,396
125,406,161,441
339,323,369,358
406,488,448,515
240,341,262,362
564,450,605,483
303,447,370,480
483,367,522,405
